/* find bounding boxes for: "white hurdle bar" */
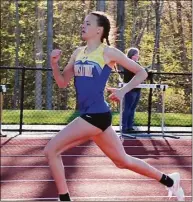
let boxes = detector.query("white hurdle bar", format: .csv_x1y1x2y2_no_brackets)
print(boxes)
118,83,179,139
119,83,168,90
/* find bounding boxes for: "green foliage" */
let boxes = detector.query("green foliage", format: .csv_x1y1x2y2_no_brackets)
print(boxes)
140,34,155,66
0,0,192,127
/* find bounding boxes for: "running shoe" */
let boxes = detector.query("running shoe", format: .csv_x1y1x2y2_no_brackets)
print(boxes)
167,172,185,201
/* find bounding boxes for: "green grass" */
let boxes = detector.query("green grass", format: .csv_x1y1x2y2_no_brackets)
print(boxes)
3,110,192,126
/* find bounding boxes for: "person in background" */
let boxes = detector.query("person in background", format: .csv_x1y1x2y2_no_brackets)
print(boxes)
122,47,142,133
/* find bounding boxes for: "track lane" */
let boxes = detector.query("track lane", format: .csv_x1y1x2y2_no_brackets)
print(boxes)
1,180,191,200
1,145,191,156
1,138,192,146
1,156,192,167
1,166,192,181
1,137,192,201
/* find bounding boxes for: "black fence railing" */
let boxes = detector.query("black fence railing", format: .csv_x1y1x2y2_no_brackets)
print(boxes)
0,66,192,134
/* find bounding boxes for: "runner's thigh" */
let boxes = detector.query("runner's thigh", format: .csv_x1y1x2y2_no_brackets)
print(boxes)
45,117,102,154
91,126,127,162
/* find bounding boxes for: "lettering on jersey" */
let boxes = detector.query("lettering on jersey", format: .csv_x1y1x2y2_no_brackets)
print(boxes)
74,64,94,77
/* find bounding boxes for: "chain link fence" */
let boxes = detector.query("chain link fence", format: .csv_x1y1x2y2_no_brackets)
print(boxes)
0,66,192,134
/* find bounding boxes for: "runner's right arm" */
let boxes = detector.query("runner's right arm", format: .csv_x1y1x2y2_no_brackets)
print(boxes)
50,48,81,88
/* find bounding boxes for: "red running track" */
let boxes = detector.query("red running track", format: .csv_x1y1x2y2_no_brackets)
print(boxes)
0,137,192,201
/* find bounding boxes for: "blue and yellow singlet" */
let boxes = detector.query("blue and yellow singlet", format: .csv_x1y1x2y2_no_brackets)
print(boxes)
74,43,112,114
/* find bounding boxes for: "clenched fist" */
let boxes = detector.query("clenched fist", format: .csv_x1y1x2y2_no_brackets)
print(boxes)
50,49,62,64
106,87,124,102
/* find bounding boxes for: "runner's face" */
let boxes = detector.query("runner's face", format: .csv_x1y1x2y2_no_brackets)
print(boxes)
81,14,101,40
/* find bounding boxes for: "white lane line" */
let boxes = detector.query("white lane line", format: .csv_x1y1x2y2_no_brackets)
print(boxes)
1,154,192,157
1,145,190,147
1,179,192,182
1,165,192,168
1,196,192,201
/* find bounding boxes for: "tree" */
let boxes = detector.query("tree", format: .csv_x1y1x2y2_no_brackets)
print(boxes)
151,0,164,71
116,0,125,72
176,1,188,71
96,0,106,11
0,1,191,114
176,0,191,109
130,0,138,46
82,0,92,15
35,0,45,109
150,0,164,112
106,0,117,21
13,0,20,109
46,0,53,110
134,3,152,47
116,0,125,52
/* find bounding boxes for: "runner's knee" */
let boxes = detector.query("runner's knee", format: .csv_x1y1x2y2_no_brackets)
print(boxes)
114,161,127,169
113,155,133,169
44,143,61,158
44,145,54,158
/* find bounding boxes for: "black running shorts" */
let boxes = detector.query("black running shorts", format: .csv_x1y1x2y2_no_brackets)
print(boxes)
80,111,112,131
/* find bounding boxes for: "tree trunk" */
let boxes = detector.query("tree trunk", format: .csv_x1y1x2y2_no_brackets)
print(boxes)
116,0,125,52
151,0,164,113
135,6,151,47
176,1,188,71
130,0,138,46
116,0,125,71
176,1,190,110
151,0,164,72
13,0,20,109
46,0,53,110
35,0,45,110
130,1,151,48
107,0,116,21
96,0,106,12
184,1,192,35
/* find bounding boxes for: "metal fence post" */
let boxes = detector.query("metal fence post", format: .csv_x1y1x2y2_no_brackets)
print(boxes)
147,72,153,134
19,66,25,134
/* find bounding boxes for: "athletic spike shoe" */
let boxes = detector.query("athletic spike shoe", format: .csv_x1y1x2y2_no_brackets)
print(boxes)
167,172,185,201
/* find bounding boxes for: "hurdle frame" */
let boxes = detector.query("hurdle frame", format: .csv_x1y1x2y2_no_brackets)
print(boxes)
118,83,180,139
